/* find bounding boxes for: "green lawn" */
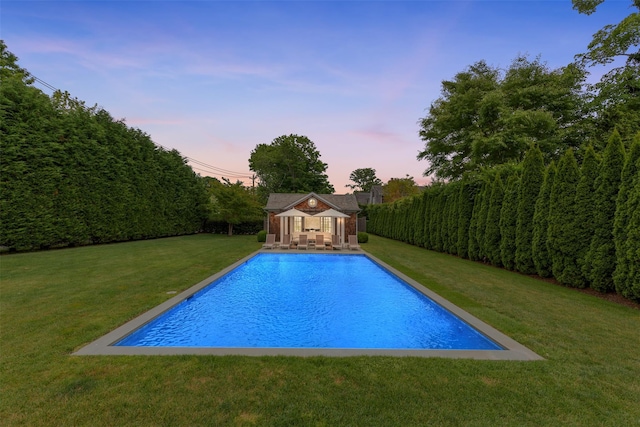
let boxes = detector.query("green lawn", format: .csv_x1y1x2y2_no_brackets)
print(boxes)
1,234,638,426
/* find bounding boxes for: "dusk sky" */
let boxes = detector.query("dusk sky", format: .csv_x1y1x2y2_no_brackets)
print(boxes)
1,1,632,191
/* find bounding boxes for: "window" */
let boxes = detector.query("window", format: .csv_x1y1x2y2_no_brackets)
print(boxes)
294,217,302,232
321,217,332,233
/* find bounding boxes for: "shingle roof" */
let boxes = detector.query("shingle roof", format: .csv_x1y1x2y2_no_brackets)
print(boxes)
265,192,360,212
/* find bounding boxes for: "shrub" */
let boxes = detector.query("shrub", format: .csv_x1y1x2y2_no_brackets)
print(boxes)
584,130,626,292
357,232,369,243
515,145,545,274
257,230,267,242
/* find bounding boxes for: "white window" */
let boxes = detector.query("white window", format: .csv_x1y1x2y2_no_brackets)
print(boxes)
321,217,333,233
294,217,302,232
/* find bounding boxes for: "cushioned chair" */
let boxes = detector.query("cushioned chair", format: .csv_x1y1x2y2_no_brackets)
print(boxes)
348,235,361,251
262,234,276,249
280,234,292,249
297,234,308,250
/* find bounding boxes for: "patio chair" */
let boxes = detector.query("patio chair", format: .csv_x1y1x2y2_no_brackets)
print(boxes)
297,234,308,250
347,235,361,251
331,234,342,250
280,234,292,249
262,234,276,249
315,234,325,250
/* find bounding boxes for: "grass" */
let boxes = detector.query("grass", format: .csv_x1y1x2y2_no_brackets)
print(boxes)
1,233,639,426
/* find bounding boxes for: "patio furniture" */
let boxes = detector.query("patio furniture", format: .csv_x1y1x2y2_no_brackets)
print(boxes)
262,234,276,249
280,234,292,249
331,234,342,250
297,234,308,250
315,234,325,250
347,235,360,251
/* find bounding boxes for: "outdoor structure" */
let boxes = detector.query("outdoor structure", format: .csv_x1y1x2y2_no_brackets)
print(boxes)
264,192,360,247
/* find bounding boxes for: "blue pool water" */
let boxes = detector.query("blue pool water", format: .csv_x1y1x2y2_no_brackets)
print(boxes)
116,253,502,350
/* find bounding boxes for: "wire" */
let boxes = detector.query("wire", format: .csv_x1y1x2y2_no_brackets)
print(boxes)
30,73,256,182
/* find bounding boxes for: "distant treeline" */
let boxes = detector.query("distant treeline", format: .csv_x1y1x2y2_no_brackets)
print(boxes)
368,134,640,302
1,46,208,251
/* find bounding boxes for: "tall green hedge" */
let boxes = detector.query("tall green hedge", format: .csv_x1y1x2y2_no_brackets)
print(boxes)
361,137,635,301
0,58,208,251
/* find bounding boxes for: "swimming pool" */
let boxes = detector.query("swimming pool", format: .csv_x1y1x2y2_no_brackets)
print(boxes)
75,251,542,359
115,253,500,350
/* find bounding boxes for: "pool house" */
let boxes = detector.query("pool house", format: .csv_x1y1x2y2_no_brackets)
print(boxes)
264,192,360,247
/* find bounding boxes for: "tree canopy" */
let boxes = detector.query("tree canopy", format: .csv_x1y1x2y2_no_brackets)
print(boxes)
383,175,420,203
417,55,587,180
204,177,263,236
346,168,383,193
572,0,640,67
248,134,334,202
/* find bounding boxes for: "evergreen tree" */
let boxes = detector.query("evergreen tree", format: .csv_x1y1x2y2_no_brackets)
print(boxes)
446,183,460,254
584,130,626,292
547,149,582,287
468,180,487,261
484,174,505,267
413,193,427,247
532,162,557,277
573,146,600,288
500,174,520,270
431,189,445,252
613,134,640,298
475,178,492,261
622,168,640,301
457,180,478,259
515,145,545,274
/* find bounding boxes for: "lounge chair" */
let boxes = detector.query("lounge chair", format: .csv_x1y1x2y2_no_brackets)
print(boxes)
297,234,308,250
331,234,342,250
315,234,325,250
262,234,276,249
280,234,292,249
347,235,361,251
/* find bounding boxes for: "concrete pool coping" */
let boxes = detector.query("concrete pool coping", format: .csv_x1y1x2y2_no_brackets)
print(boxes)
74,249,544,360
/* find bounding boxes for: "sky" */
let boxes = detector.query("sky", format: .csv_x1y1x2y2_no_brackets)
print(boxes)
1,0,633,191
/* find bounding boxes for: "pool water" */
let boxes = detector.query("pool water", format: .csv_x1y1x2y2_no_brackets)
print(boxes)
116,253,502,350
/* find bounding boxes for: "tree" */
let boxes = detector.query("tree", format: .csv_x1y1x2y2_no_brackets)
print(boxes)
573,145,601,288
572,0,639,67
573,1,640,145
346,168,383,193
620,162,640,301
500,174,520,270
583,131,626,291
547,149,583,287
417,55,587,180
515,145,545,274
205,177,263,236
248,134,334,202
613,133,640,298
457,179,480,259
484,174,505,267
625,165,640,302
532,161,557,277
383,175,420,203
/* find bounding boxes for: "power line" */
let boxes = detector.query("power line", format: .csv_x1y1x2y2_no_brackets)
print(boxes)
30,74,256,181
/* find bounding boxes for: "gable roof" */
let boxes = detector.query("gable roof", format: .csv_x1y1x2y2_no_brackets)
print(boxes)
265,192,360,212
